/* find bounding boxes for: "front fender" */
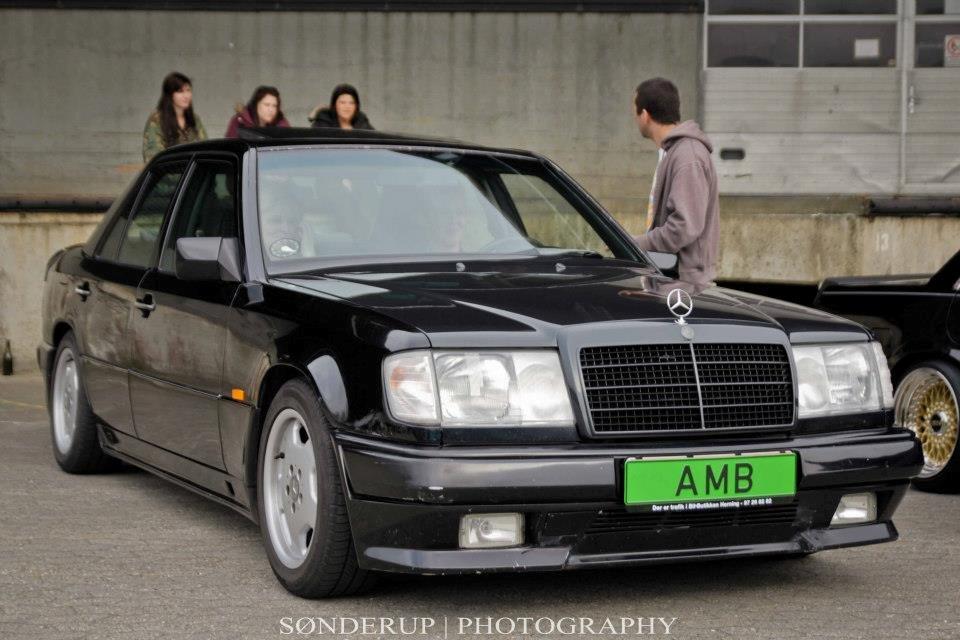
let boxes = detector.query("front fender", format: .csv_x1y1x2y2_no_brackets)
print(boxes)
307,354,349,423
238,355,351,497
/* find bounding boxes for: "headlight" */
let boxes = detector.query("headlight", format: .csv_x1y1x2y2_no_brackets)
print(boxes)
382,351,439,424
792,341,893,418
383,350,575,427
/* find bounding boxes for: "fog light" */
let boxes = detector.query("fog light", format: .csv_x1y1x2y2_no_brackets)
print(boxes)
831,492,877,526
459,513,524,549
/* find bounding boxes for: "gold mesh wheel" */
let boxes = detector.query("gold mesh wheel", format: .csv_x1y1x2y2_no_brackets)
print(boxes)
896,367,959,479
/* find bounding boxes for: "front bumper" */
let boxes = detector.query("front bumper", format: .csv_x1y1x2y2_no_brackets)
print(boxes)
335,428,922,574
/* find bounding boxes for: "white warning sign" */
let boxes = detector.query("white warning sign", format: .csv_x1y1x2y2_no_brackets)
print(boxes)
946,34,960,68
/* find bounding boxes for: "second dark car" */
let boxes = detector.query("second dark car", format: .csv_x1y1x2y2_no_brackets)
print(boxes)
814,252,960,493
40,129,922,598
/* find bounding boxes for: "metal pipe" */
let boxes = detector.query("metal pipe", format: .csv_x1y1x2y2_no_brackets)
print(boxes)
868,198,960,215
0,1,703,12
0,196,112,213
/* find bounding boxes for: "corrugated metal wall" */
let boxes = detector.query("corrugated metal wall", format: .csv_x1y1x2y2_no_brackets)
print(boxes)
906,70,960,186
702,4,960,197
704,69,902,194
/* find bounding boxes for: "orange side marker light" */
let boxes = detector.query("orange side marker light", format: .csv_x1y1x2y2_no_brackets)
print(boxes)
231,388,246,401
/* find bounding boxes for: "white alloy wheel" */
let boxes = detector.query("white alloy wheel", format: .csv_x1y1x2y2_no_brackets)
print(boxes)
262,408,319,569
52,347,80,455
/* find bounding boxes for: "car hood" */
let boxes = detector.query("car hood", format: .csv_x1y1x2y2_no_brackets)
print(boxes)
273,260,867,346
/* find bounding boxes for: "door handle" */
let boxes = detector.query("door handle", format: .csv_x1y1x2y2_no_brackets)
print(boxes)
74,283,91,299
134,294,156,313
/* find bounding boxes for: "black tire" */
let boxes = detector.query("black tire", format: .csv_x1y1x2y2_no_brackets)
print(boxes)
897,360,960,494
48,331,118,474
256,378,376,598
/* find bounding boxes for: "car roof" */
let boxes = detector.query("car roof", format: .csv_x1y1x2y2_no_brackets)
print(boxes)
155,127,540,159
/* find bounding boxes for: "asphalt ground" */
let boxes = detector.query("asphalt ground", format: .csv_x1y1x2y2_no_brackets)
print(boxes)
1,371,958,640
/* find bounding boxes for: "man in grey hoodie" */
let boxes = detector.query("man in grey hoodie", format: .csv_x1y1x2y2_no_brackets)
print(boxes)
632,78,719,288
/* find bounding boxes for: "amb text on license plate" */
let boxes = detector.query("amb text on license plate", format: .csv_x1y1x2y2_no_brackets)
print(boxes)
623,452,797,508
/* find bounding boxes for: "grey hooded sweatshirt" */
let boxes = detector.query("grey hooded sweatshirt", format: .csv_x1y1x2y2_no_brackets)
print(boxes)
635,120,719,287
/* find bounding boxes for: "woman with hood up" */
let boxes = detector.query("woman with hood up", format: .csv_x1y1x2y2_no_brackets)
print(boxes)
308,84,374,130
225,86,290,138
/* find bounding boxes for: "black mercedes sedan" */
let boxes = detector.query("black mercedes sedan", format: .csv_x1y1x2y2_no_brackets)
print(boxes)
39,129,922,598
815,252,960,493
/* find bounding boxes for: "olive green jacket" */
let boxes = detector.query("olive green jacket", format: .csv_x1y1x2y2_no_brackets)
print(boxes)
142,111,207,162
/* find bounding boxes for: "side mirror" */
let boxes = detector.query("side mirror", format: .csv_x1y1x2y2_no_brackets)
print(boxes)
175,237,242,283
648,251,679,278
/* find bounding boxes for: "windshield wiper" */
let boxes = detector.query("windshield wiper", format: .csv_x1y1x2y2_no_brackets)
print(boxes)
543,250,605,260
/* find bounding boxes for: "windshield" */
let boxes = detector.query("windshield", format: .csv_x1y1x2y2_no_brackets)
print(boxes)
256,148,635,274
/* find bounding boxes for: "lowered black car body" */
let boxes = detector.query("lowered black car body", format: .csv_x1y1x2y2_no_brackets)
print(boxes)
814,252,960,492
39,129,922,597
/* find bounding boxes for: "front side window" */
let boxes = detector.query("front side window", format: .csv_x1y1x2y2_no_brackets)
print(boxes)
256,149,628,274
115,164,185,267
160,160,237,271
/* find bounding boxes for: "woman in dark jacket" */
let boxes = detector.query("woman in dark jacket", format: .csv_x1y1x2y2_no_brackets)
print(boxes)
225,86,290,138
308,84,374,130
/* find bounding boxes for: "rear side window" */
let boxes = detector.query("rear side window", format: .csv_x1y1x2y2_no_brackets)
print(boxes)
97,210,127,261
160,160,238,272
115,164,185,268
86,174,142,258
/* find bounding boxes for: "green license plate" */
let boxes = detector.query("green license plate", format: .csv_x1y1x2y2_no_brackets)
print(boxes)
623,452,797,509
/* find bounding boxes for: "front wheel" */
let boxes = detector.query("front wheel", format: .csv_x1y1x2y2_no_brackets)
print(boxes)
896,361,960,493
256,379,375,598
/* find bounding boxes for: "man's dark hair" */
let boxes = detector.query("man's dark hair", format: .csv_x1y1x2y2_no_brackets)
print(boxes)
634,78,680,125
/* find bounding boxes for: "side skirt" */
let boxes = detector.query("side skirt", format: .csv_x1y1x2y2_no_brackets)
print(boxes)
98,424,257,524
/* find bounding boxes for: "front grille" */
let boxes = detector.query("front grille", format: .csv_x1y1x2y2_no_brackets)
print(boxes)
585,502,799,534
579,343,794,434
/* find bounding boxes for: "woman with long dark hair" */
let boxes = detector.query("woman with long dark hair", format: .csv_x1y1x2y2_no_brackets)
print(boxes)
225,85,290,138
308,83,374,130
142,72,207,161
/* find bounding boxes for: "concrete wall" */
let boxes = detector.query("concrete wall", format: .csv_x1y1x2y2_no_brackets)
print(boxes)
2,210,958,372
718,212,960,283
0,8,702,234
0,213,100,373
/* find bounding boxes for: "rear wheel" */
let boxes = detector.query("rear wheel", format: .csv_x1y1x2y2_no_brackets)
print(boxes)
256,379,375,598
49,331,117,473
896,361,960,493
